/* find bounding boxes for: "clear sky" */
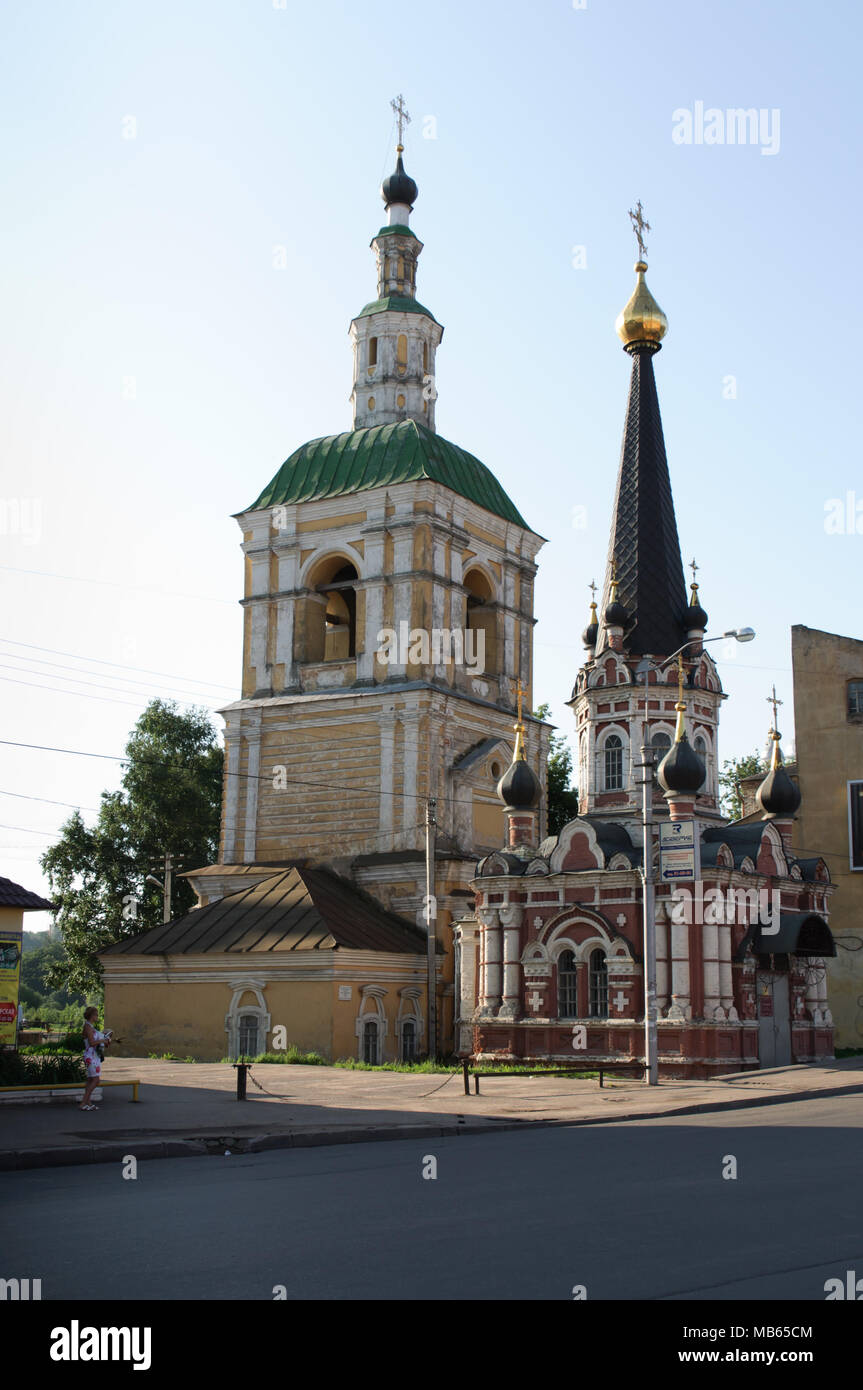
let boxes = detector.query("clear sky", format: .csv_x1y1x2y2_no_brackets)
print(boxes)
3,0,861,928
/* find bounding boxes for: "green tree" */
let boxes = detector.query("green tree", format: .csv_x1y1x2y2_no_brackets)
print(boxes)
534,703,579,837
719,751,768,821
40,700,223,997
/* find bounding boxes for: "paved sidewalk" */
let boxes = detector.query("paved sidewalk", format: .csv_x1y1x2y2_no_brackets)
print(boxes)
2,1056,862,1171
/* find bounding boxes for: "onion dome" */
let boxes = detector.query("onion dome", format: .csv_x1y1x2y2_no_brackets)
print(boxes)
604,571,628,628
497,695,541,809
615,261,668,354
757,730,801,817
381,148,418,210
498,757,541,809
658,733,705,795
658,654,705,794
685,579,709,630
582,594,599,648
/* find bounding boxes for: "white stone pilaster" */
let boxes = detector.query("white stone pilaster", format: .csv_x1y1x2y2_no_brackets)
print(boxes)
498,903,523,1017
667,918,691,1020
703,920,721,1020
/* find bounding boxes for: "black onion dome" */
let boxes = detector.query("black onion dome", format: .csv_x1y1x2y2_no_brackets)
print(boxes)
582,619,598,647
497,758,540,809
685,599,708,629
381,154,418,209
658,734,705,795
757,765,801,817
604,597,628,627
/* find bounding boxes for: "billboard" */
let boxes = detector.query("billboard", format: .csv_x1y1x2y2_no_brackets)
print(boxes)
0,933,23,1046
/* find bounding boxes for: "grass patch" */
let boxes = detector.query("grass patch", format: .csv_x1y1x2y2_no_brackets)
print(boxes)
835,1047,863,1057
221,1047,329,1066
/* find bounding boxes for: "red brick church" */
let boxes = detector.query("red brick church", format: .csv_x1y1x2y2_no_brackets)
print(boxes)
456,246,836,1077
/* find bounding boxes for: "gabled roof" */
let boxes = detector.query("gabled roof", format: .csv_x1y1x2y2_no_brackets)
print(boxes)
245,419,530,529
100,866,434,957
0,877,54,911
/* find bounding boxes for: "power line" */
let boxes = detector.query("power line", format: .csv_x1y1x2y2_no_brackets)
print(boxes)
0,563,235,608
0,637,236,691
0,673,218,712
0,789,100,812
0,660,221,706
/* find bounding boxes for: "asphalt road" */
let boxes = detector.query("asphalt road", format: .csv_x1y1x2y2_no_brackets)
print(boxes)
3,1095,861,1301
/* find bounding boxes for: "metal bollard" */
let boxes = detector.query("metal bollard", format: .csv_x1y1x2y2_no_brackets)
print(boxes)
234,1063,248,1100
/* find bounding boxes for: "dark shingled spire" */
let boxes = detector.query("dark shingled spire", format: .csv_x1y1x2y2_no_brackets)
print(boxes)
595,345,689,657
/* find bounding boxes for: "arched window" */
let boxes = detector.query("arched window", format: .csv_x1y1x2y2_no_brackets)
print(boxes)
558,949,579,1019
400,1019,416,1062
396,334,408,374
368,337,378,369
363,1019,380,1064
317,561,358,660
588,949,608,1018
604,735,623,791
464,568,497,675
651,731,671,754
238,1014,259,1058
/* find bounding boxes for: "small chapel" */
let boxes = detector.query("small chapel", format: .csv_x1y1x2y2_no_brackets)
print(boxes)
456,227,836,1077
102,107,837,1075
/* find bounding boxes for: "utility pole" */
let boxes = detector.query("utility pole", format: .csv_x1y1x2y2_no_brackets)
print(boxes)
425,797,437,1060
147,852,182,925
638,732,659,1086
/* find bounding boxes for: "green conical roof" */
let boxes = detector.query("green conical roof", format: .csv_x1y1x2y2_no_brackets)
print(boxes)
246,420,529,528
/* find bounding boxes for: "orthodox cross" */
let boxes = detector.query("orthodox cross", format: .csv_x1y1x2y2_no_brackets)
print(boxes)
628,200,651,259
767,685,783,734
528,989,543,1013
589,578,597,602
612,990,628,1014
516,679,526,726
391,93,411,148
689,557,699,584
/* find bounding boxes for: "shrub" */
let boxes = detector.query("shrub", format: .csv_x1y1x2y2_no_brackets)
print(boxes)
220,1047,328,1066
0,1052,86,1085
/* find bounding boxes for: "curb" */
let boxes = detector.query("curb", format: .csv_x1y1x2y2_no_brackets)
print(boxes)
2,1079,862,1172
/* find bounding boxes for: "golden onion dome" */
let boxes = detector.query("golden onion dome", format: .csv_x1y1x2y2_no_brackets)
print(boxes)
615,260,668,350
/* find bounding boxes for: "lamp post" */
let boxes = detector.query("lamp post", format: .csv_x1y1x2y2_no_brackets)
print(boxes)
635,627,755,1085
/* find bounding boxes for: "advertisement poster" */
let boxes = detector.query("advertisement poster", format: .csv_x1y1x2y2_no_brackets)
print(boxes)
0,932,23,1045
659,820,697,882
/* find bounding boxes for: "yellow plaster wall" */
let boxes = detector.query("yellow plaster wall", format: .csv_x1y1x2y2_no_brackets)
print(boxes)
793,625,863,1046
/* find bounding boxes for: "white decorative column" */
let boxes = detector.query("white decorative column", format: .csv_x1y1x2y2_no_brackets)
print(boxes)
498,903,523,1018
718,923,737,1020
655,903,670,1014
477,907,502,1016
242,711,262,863
702,920,721,1020
274,535,299,690
222,713,241,863
667,918,691,1020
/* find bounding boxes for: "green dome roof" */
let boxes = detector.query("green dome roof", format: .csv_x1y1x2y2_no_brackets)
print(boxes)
247,420,529,528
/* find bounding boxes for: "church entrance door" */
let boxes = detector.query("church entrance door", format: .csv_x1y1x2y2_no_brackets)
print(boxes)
757,973,791,1069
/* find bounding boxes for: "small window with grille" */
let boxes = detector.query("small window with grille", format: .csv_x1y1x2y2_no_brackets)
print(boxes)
238,1014,259,1058
400,1019,416,1062
588,950,608,1019
848,681,863,718
557,949,579,1019
363,1019,380,1064
604,735,623,791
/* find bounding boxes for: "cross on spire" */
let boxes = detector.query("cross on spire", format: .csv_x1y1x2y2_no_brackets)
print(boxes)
689,556,699,583
391,93,411,149
767,685,783,733
628,199,651,259
589,578,597,602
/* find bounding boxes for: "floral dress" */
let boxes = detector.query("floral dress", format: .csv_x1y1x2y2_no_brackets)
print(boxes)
83,1026,105,1080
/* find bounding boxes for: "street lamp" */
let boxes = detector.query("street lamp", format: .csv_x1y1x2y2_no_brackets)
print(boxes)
635,627,755,1086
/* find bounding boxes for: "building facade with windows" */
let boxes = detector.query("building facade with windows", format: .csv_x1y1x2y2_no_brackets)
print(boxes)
792,625,863,1047
456,256,836,1077
100,137,549,1062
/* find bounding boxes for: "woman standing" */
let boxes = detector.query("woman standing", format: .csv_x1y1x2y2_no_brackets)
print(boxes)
80,1006,113,1111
